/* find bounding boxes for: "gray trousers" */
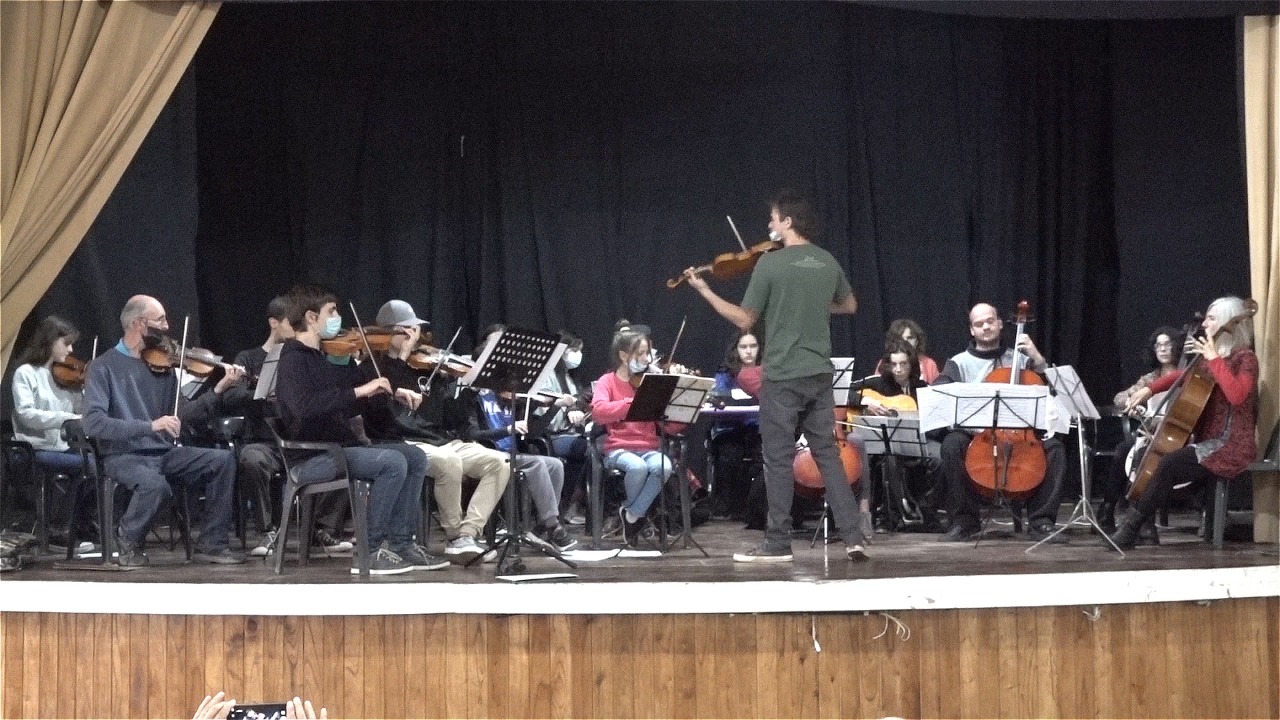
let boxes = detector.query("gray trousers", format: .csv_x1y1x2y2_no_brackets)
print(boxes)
759,373,861,549
515,454,565,529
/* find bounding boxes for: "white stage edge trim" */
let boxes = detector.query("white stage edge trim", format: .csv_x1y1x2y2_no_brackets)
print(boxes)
2,565,1276,616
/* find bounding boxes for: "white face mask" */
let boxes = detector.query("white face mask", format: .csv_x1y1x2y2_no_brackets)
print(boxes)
564,349,582,370
768,229,781,242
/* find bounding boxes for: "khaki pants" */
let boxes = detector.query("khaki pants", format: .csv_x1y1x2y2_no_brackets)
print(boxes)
408,439,510,539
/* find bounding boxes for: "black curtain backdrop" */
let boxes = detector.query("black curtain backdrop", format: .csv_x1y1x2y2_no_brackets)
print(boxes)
14,2,1250,410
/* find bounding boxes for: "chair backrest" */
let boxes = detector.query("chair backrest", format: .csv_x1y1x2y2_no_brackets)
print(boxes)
213,416,247,445
265,416,350,488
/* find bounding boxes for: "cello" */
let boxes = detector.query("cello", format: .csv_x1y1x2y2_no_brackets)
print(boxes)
1126,299,1257,501
963,301,1048,500
793,405,862,499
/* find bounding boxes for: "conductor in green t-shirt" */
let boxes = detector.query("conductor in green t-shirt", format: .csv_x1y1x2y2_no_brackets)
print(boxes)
682,191,866,563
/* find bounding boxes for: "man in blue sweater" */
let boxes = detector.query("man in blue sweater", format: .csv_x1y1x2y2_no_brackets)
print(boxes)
83,295,245,566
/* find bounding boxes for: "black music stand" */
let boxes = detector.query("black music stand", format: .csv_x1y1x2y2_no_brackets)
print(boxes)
918,383,1051,545
830,358,858,406
1030,366,1122,554
847,414,930,530
624,373,714,555
459,327,577,575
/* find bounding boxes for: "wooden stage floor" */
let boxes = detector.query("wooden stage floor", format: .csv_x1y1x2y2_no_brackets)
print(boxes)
2,510,1276,617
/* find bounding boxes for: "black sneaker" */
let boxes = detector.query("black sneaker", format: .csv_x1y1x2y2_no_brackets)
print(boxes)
391,544,450,571
350,547,413,576
619,508,646,548
732,543,793,563
313,529,354,555
543,524,579,552
940,521,980,543
115,532,149,567
1028,522,1068,544
193,547,247,565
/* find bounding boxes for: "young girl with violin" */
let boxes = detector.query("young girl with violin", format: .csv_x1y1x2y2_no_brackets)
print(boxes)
591,329,687,548
11,315,86,472
1109,296,1258,550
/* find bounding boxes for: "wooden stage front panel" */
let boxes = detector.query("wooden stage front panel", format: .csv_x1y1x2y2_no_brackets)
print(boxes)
2,598,1276,719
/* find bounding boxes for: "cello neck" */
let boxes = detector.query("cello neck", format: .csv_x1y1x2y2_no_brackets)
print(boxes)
1008,319,1026,385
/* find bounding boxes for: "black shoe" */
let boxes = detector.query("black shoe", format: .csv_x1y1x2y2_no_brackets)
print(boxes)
1028,522,1067,544
733,542,793,563
1106,509,1145,550
391,543,450,571
1097,501,1116,534
115,533,149,567
313,529,354,555
940,521,979,542
620,508,646,547
538,523,579,552
350,547,414,576
193,547,247,565
1136,518,1160,546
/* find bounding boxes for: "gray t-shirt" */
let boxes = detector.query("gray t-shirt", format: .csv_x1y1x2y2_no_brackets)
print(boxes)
741,243,852,382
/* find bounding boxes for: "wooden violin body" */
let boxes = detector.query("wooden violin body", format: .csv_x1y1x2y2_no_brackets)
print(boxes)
793,406,861,499
667,239,781,288
52,356,88,390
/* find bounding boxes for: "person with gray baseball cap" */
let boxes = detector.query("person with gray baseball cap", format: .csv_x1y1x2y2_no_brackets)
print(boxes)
376,300,430,330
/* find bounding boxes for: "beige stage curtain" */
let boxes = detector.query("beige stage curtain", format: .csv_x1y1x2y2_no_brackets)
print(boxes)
1243,15,1280,543
0,0,220,371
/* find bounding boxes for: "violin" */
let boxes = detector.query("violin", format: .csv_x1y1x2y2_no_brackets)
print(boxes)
407,346,474,377
320,326,407,357
52,356,88,391
963,301,1047,500
140,336,246,381
667,239,781,289
793,404,861,499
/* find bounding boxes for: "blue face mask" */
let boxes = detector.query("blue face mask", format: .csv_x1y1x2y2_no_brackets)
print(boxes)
320,315,342,340
627,358,648,374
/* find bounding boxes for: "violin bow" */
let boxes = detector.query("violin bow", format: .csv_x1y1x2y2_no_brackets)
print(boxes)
347,301,383,378
418,326,462,395
665,316,688,373
726,215,747,252
171,316,190,446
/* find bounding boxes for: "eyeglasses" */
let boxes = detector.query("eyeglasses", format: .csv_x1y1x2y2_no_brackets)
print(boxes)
1153,342,1174,350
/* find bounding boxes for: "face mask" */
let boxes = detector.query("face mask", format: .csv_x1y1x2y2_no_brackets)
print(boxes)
628,358,648,374
564,350,582,370
768,229,781,242
320,315,342,340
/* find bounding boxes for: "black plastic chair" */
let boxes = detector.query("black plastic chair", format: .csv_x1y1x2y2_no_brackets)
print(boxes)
586,431,624,550
266,418,371,578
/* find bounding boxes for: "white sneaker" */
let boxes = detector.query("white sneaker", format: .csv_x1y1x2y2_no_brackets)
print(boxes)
250,530,277,557
444,535,483,564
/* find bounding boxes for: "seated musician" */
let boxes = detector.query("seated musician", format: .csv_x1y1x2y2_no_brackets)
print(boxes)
708,330,763,520
875,319,941,383
11,316,86,476
370,301,511,564
591,329,686,548
11,316,94,546
218,297,353,557
1108,296,1257,550
81,296,245,566
467,324,577,553
272,285,430,575
1097,325,1184,533
932,303,1066,543
534,329,592,524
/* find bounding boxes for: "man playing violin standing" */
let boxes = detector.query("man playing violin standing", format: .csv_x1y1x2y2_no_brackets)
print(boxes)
932,303,1066,543
683,191,864,562
82,295,246,566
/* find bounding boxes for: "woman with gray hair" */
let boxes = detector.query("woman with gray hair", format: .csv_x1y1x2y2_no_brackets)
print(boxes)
1109,296,1258,549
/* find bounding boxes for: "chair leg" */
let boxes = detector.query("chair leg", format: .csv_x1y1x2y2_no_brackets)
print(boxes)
350,481,371,579
589,462,604,550
298,494,316,568
1212,479,1228,549
274,484,299,575
99,474,116,565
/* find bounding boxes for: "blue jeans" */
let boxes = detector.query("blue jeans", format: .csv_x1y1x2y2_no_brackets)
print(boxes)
759,373,861,549
294,443,427,551
606,449,673,518
103,447,236,551
34,449,91,474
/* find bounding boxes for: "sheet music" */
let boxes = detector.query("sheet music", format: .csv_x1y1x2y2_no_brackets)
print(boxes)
830,357,858,405
1044,366,1101,421
847,415,928,457
253,344,282,400
666,374,716,423
917,383,1050,433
